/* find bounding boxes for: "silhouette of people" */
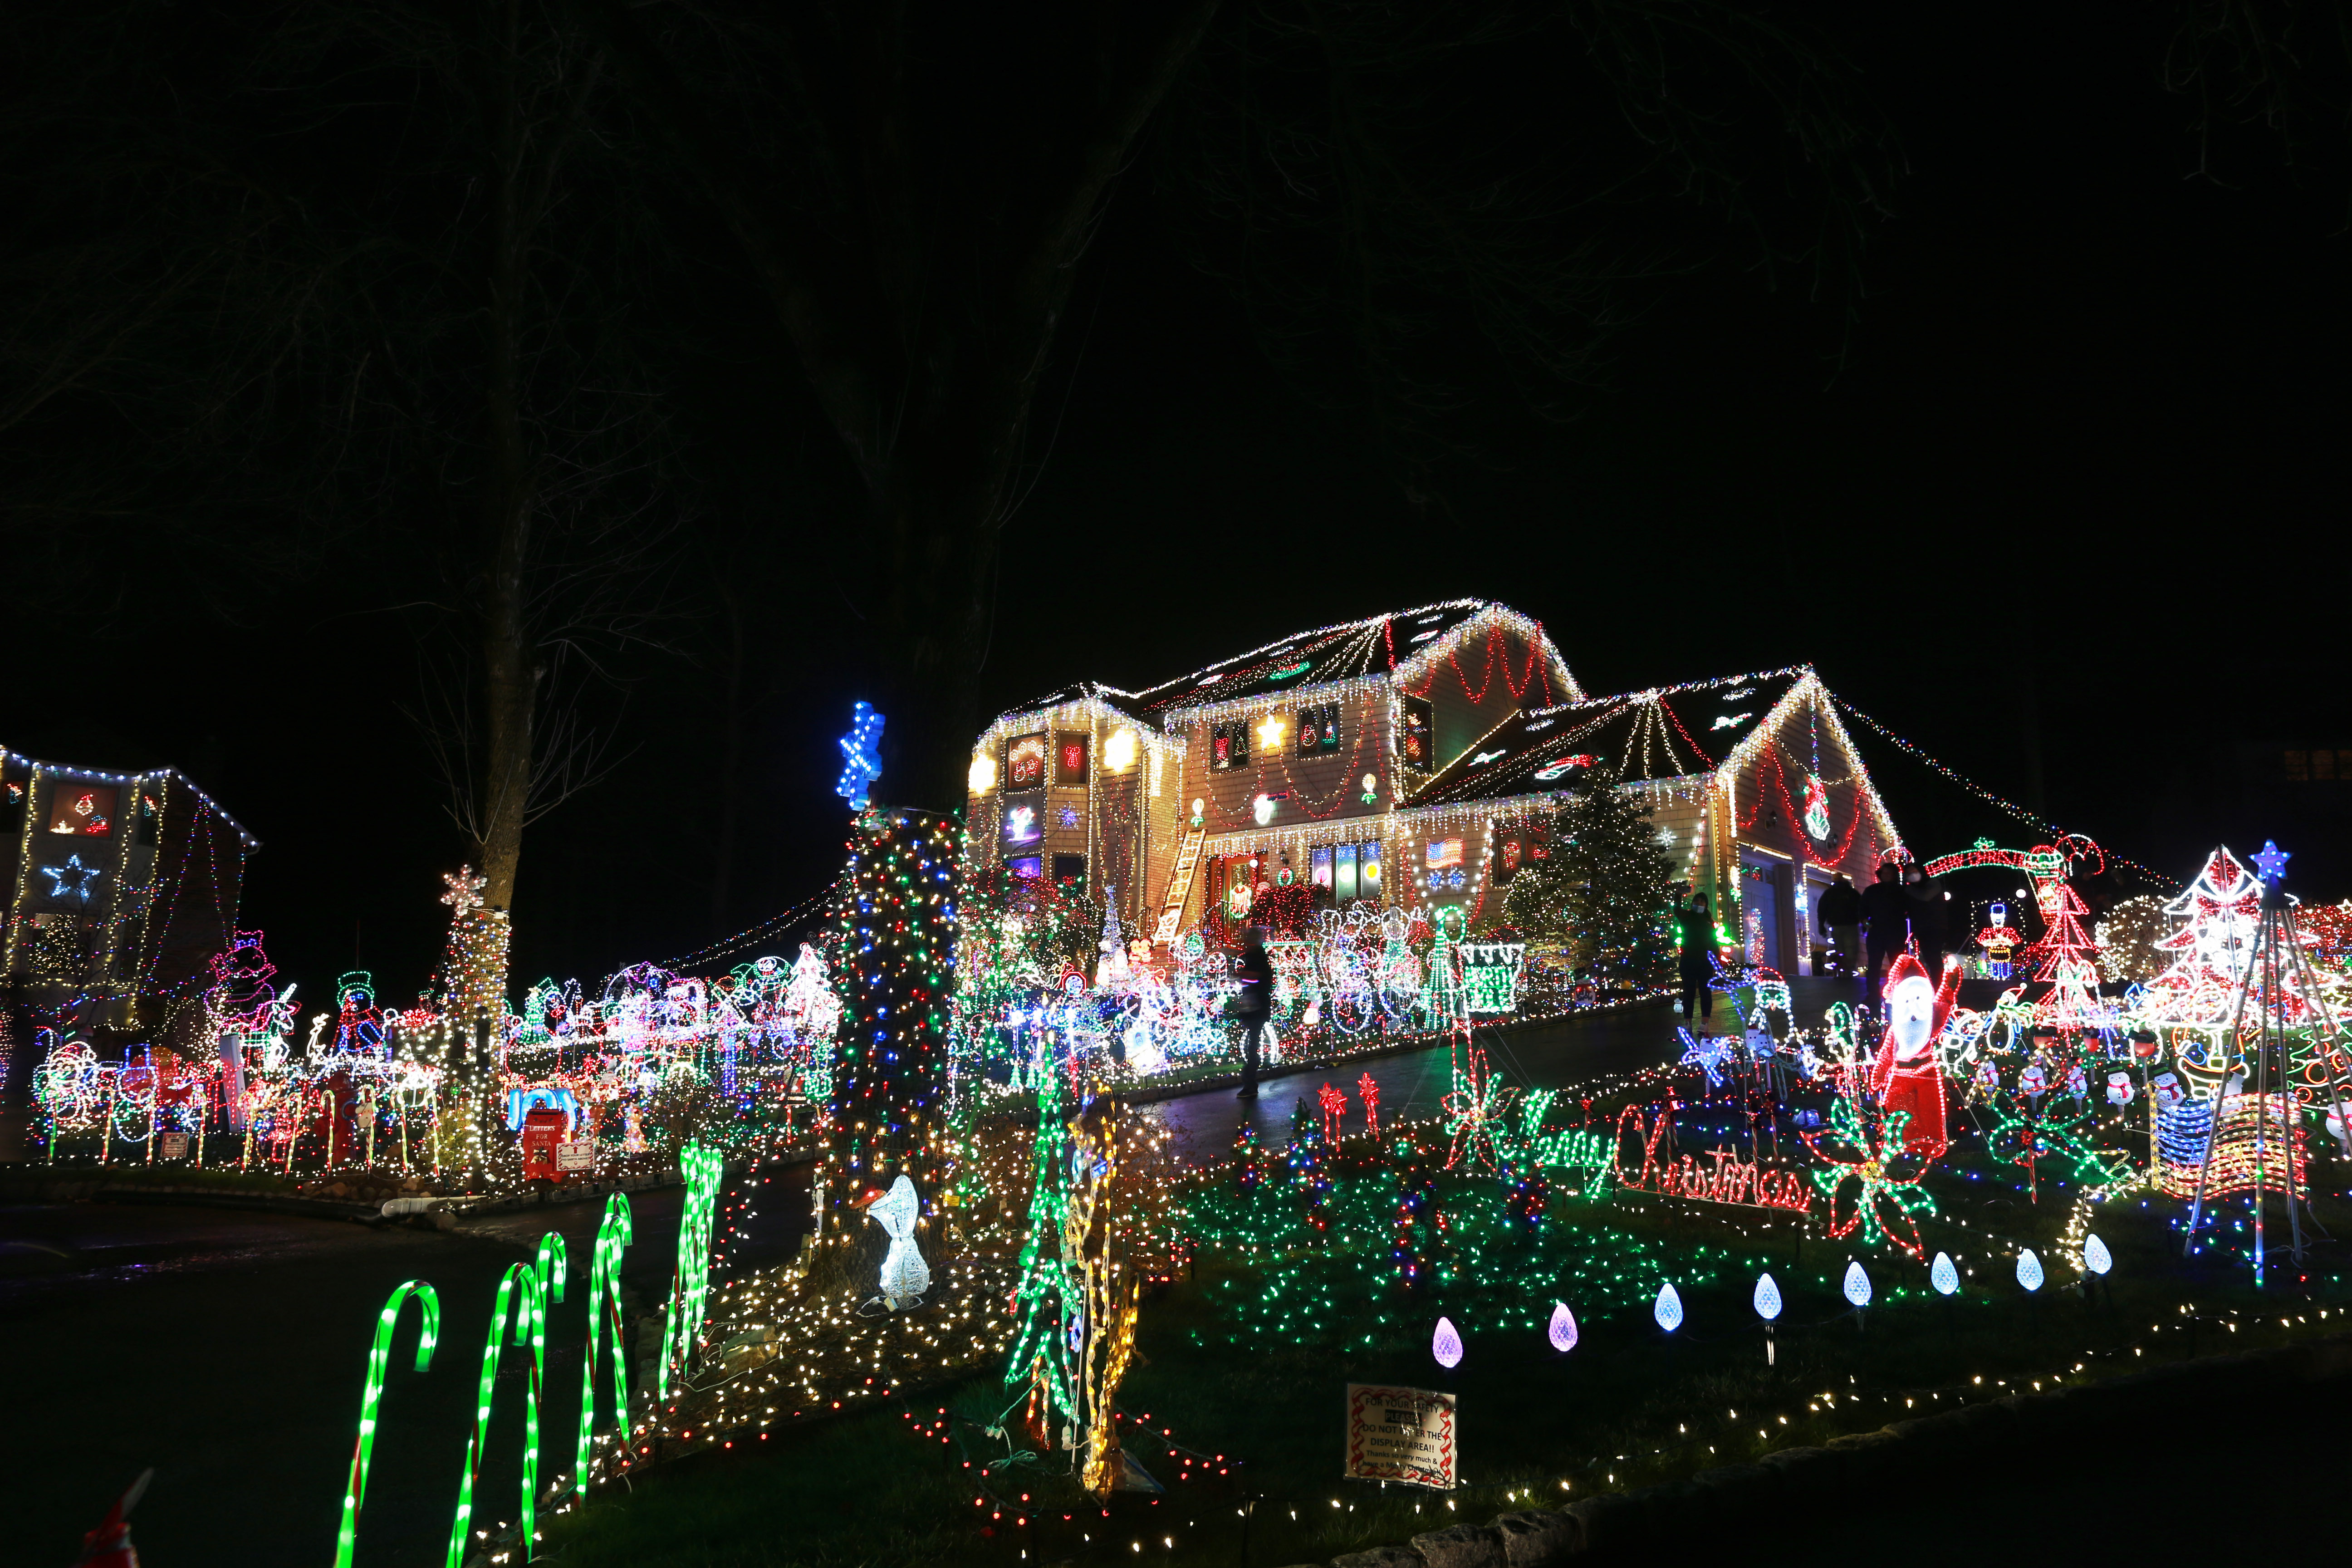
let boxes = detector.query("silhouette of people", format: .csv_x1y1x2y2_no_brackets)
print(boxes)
1233,926,1274,1098
1675,893,1716,1027
1860,862,1911,1009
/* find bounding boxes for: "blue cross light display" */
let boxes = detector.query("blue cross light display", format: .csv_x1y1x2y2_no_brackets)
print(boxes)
42,854,103,902
835,702,886,811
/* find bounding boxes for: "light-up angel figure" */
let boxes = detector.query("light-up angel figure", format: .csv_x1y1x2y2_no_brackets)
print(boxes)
1871,953,1960,1160
861,1174,931,1311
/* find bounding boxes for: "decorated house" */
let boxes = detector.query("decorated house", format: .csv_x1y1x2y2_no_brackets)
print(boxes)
965,603,1898,975
2,746,256,1036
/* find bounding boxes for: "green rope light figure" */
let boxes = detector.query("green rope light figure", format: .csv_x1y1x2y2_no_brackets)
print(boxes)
333,1279,440,1568
1000,1057,1079,1446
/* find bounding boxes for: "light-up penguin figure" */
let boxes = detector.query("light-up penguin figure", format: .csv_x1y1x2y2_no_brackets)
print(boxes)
1870,952,1961,1159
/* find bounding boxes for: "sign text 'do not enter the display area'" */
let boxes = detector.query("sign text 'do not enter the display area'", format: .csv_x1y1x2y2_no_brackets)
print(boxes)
1344,1383,1457,1490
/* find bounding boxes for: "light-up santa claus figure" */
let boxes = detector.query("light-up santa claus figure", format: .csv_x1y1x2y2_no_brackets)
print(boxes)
1870,952,1960,1160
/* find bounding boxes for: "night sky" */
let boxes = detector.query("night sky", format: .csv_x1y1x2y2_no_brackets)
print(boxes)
6,5,2344,1005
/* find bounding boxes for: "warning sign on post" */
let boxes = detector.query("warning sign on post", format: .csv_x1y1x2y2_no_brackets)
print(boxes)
1344,1383,1457,1490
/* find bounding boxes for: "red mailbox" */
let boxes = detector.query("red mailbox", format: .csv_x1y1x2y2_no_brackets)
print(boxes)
520,1105,570,1182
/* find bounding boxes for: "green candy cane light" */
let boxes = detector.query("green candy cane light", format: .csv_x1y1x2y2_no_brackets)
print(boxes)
334,1279,440,1568
658,1142,724,1401
575,1193,634,1491
444,1261,544,1568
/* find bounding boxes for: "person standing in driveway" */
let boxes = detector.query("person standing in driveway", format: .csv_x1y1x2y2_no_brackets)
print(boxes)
1816,873,1863,978
1906,863,1950,980
1675,893,1717,1028
1861,862,1911,1009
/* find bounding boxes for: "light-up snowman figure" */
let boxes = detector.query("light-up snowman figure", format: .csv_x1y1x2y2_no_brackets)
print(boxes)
1869,952,1960,1160
862,1174,931,1311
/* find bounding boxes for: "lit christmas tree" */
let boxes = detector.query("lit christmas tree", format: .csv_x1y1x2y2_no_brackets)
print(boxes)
817,807,956,1274
1498,781,1675,997
2023,846,2108,1033
1391,1134,1440,1290
2138,848,2263,1031
1287,1098,1333,1230
1002,1050,1078,1449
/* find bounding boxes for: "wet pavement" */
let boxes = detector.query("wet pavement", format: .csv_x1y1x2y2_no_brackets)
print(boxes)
1136,976,1869,1160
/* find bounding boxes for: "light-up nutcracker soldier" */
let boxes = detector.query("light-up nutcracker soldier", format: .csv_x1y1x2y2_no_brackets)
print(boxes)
1871,952,1961,1159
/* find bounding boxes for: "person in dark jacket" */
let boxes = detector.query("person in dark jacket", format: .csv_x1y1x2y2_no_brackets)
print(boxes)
1860,862,1911,1004
1905,864,1950,978
1816,874,1864,977
1233,927,1275,1098
1674,893,1716,1027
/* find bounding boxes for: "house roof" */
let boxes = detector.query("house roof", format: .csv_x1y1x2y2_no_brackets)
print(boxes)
1408,666,1814,806
0,746,259,848
984,599,1578,737
977,682,1154,735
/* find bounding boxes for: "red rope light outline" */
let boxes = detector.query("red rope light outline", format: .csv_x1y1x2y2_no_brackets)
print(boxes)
1401,622,1554,708
1735,743,1865,867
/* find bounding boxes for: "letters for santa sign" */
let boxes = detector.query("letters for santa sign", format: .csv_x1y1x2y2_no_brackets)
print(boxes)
1344,1384,1457,1489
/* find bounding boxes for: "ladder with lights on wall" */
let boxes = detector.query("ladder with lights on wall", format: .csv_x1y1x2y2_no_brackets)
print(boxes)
1151,822,1209,948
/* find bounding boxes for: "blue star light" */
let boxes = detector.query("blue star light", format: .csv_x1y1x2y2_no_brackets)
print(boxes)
834,702,886,811
42,854,102,901
2252,839,2291,887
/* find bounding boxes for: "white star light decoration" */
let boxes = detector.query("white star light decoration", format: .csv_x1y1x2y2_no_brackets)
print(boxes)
440,867,487,916
42,854,103,900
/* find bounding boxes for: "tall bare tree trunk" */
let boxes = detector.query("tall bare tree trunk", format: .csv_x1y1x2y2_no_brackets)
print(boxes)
475,0,534,989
